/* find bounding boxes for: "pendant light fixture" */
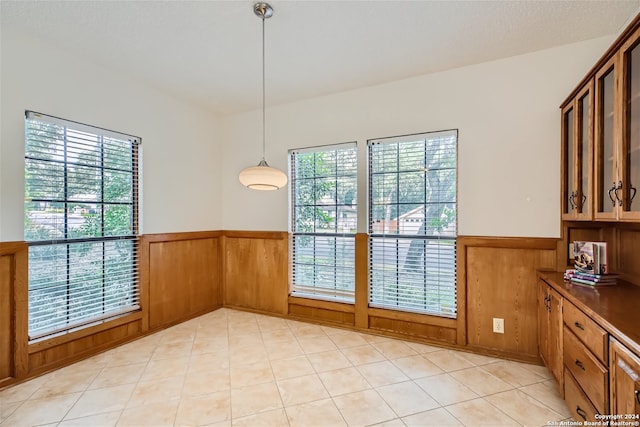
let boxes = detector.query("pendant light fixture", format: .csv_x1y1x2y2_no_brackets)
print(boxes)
238,2,288,191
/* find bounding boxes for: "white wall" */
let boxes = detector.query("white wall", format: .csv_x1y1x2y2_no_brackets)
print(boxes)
0,28,222,242
221,36,613,238
0,26,616,240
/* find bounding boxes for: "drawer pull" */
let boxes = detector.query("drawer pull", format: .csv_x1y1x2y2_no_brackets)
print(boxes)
576,406,588,421
635,389,639,405
575,359,586,371
573,321,585,331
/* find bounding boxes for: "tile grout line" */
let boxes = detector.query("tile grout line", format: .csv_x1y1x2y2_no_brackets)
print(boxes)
170,319,199,426
288,322,354,426
264,315,290,427
0,308,570,427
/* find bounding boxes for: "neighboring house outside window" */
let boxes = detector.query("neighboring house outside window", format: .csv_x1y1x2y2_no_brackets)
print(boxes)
368,130,457,317
289,143,357,302
24,111,141,340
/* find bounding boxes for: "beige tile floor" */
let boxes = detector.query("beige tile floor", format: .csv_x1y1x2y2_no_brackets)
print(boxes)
0,308,571,427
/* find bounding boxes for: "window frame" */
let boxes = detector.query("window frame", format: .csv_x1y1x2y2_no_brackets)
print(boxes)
24,111,141,340
289,142,358,303
367,129,458,318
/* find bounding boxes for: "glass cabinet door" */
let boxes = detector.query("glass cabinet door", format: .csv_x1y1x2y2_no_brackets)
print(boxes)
621,29,640,220
562,82,593,221
562,104,575,219
576,83,593,220
594,58,618,220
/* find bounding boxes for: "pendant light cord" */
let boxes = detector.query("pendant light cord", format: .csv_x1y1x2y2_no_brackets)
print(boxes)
261,14,266,162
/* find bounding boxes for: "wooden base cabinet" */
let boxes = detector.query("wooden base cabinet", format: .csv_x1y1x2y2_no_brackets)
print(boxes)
562,300,610,417
538,269,640,420
610,337,640,416
563,324,609,415
565,368,601,422
538,280,563,390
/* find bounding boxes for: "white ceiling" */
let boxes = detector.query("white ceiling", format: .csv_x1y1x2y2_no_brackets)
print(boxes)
2,0,639,115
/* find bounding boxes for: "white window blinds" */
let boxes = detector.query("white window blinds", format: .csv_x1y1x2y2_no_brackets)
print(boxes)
368,130,457,318
24,111,141,340
290,143,357,302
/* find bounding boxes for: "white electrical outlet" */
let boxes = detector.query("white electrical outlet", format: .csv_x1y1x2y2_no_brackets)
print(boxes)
493,318,505,334
569,242,575,260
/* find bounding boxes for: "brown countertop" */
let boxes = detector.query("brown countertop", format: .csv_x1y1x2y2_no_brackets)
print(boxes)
538,271,640,356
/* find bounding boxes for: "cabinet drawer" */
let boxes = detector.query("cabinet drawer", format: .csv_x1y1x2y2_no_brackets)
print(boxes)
564,301,608,363
565,368,599,422
564,326,609,414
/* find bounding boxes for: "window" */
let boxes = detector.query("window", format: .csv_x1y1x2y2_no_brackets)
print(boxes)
368,130,457,317
290,143,357,302
24,111,141,340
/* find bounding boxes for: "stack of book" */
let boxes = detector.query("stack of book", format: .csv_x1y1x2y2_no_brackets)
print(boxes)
564,269,618,286
565,241,618,287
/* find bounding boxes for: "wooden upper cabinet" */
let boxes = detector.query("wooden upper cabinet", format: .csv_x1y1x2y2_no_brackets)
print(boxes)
562,82,594,221
619,26,640,221
565,15,640,223
594,56,619,220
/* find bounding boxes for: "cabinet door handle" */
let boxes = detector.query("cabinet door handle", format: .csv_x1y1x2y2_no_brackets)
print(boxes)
615,181,624,207
614,182,637,208
569,191,576,210
574,321,585,331
635,389,639,405
580,193,587,209
576,406,588,421
609,183,618,207
575,359,586,371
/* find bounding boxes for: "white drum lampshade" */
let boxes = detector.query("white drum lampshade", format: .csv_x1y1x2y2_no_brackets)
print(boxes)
239,159,288,190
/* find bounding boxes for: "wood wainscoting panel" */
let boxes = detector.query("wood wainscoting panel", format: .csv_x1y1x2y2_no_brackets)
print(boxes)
147,233,222,329
288,296,355,326
0,256,12,382
289,304,355,326
0,242,29,386
354,233,369,328
461,237,556,361
28,317,142,375
368,308,458,344
368,316,457,344
223,231,288,315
